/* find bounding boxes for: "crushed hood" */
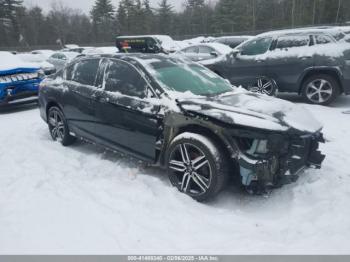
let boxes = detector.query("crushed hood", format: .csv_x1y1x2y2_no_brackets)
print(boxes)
178,90,323,133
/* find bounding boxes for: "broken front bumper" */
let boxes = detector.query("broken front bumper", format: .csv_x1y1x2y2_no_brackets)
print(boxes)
237,132,326,193
0,80,40,106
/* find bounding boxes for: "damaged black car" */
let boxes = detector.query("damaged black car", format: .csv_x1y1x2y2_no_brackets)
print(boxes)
38,54,325,202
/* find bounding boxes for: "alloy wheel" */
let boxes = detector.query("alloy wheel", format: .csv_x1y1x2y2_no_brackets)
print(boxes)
248,77,277,96
306,79,333,104
48,109,65,142
168,143,212,197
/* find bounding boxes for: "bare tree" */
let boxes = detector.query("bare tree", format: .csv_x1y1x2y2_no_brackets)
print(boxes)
335,0,342,23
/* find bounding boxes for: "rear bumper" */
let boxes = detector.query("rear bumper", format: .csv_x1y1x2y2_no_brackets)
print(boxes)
237,132,325,193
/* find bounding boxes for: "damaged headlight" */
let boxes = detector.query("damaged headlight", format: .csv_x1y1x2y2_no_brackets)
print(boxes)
246,139,269,155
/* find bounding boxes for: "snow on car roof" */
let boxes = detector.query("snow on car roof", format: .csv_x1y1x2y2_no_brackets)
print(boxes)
202,43,233,54
215,35,253,40
57,51,81,60
0,51,39,72
258,27,345,38
179,42,233,55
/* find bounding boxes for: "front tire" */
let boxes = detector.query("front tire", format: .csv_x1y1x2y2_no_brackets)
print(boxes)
48,106,76,146
166,132,229,202
302,74,340,106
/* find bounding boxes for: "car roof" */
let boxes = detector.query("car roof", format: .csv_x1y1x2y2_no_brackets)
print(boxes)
179,43,232,54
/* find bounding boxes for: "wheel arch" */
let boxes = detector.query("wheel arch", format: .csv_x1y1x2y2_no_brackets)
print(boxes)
298,68,343,94
45,100,63,122
161,124,239,168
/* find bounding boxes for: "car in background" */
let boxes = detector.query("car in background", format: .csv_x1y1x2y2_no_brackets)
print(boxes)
47,52,80,71
60,44,86,53
31,50,55,59
17,53,56,75
208,29,350,105
0,52,43,106
212,35,253,49
116,35,180,54
176,43,233,66
39,53,325,201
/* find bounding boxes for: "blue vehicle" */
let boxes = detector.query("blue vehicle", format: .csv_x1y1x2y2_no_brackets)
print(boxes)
0,52,43,106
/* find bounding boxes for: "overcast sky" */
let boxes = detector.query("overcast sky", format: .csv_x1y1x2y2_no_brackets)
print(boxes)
23,0,187,14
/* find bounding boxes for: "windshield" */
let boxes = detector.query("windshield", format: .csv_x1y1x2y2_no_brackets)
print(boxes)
147,59,233,96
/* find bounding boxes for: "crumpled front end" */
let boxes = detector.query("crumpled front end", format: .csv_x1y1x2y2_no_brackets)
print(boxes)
235,131,326,193
0,70,42,106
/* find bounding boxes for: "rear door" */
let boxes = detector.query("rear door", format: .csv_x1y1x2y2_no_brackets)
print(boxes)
93,58,162,161
267,34,314,92
63,58,102,140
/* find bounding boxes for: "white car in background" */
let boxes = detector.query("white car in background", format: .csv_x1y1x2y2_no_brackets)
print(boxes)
17,53,56,75
30,50,55,59
47,52,80,71
176,42,233,66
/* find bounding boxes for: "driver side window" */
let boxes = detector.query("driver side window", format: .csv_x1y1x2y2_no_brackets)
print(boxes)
240,37,273,56
103,59,148,98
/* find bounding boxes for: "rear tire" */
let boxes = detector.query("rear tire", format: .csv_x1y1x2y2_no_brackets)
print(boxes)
48,106,76,146
166,132,229,202
302,74,340,106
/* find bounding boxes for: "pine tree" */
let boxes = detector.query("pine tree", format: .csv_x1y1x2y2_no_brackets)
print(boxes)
0,0,23,45
184,0,207,34
116,1,127,35
142,0,154,34
90,0,115,42
157,0,174,34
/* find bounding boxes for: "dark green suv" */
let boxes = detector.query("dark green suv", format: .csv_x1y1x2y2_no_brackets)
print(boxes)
208,29,350,105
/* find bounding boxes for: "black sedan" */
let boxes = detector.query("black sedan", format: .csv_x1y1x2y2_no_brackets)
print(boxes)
38,54,325,201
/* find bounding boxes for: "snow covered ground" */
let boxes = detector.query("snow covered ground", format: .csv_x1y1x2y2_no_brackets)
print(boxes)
0,95,350,255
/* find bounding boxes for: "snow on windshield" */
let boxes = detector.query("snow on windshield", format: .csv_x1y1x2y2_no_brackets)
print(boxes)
135,56,233,96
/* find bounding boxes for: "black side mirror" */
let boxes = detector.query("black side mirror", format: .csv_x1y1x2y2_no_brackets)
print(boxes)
231,50,240,58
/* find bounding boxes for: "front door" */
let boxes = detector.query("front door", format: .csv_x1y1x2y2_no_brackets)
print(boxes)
220,37,273,87
94,58,162,161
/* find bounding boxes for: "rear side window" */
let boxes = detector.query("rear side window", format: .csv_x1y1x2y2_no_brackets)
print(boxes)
103,59,147,98
183,46,199,53
276,35,310,49
240,37,273,56
51,53,59,59
199,46,214,54
315,35,333,45
66,59,100,86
